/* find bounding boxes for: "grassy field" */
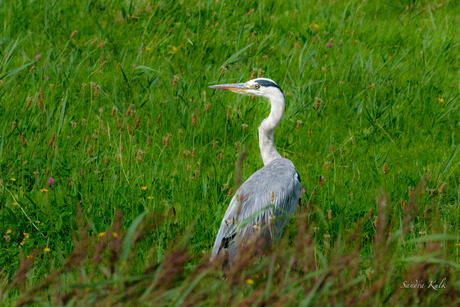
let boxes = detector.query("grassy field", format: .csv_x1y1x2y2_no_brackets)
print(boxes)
1,0,460,305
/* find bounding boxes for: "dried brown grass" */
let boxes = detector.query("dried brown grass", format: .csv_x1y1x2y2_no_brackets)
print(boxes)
2,182,459,306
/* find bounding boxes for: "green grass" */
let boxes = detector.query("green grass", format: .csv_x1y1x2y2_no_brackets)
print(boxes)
1,0,459,305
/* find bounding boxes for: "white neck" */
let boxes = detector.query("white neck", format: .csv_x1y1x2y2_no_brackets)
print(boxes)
258,91,284,165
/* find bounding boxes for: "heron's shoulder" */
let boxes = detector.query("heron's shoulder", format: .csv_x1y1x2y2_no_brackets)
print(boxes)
243,158,299,185
265,158,296,168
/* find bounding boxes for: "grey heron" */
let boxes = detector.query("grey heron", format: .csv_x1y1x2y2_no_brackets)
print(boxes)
208,78,302,264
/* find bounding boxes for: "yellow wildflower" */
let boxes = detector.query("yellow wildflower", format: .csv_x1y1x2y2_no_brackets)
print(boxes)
23,232,29,238
354,39,359,43
40,189,49,192
112,232,118,238
12,202,18,206
10,178,16,181
44,248,50,252
27,255,32,259
455,243,460,247
141,186,147,191
172,46,178,52
6,229,12,234
145,47,151,51
313,24,319,29
246,279,254,285
438,98,444,103
147,196,154,200
345,29,349,34
98,232,106,237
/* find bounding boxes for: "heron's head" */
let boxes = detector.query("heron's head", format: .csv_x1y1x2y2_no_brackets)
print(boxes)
209,78,284,99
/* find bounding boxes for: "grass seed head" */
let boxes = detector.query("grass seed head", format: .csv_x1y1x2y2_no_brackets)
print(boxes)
163,134,170,148
96,41,106,48
439,183,446,195
257,69,263,78
191,113,196,126
137,151,144,162
70,29,77,39
48,132,55,146
134,116,141,129
117,118,122,133
20,132,26,145
318,175,325,186
126,105,132,117
36,96,42,109
296,120,302,129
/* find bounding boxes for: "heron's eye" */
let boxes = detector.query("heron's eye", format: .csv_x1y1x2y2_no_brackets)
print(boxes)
254,84,260,89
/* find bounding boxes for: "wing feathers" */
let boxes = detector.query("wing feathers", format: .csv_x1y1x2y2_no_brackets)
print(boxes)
210,158,301,261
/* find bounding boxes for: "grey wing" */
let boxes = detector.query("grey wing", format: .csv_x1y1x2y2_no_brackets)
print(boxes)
210,158,301,261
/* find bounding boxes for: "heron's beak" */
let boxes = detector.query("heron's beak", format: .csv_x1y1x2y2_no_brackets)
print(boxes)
208,83,250,93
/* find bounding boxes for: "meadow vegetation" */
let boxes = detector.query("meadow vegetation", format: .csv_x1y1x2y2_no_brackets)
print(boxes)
0,0,459,305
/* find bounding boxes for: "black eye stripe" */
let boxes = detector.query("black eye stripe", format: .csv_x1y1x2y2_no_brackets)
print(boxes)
254,80,284,95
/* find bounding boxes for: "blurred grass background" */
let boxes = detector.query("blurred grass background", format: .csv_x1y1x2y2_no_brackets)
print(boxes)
0,0,459,304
